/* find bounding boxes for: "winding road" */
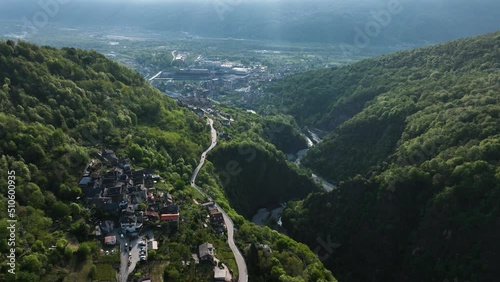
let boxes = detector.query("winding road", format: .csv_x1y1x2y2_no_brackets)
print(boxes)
190,118,249,282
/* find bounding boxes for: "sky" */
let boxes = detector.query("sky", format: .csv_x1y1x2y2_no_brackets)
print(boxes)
0,0,498,45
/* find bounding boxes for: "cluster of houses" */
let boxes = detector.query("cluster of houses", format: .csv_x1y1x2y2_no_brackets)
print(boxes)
80,149,235,281
79,149,181,241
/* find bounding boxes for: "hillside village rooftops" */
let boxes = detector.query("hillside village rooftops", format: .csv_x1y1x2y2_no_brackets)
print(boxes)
79,176,92,187
160,205,179,214
198,242,215,260
160,214,179,221
121,215,137,224
104,235,117,245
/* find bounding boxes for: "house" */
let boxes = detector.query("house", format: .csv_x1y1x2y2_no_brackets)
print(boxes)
198,242,215,262
144,211,160,222
148,240,158,251
104,235,117,245
164,193,173,205
160,205,179,215
132,170,145,183
194,108,205,117
221,119,231,126
160,214,179,222
120,214,143,233
78,176,93,188
201,202,215,208
101,148,119,165
118,158,131,172
214,264,232,281
209,209,224,225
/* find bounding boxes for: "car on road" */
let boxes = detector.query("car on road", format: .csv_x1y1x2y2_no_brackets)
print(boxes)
139,255,147,261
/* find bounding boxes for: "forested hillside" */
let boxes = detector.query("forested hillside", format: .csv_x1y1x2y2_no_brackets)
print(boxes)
260,31,500,181
0,40,335,281
275,32,500,281
0,39,209,281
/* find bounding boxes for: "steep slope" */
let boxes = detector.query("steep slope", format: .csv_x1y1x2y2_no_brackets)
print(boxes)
276,32,500,281
0,39,209,281
259,31,500,181
0,40,335,282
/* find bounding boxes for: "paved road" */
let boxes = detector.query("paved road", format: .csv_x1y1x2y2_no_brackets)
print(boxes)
119,236,128,282
119,235,145,282
190,118,248,282
148,71,162,82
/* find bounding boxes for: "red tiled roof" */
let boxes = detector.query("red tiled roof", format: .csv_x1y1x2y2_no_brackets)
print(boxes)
161,214,179,221
104,236,117,244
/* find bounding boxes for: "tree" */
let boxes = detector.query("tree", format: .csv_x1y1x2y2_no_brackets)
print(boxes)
21,254,43,274
174,179,185,190
138,202,147,211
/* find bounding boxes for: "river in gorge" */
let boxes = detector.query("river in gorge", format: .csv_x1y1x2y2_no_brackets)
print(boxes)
251,129,336,226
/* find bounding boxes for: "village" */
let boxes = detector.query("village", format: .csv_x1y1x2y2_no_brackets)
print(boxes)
77,148,234,281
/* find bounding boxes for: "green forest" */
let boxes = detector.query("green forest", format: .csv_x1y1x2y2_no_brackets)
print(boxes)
264,32,500,281
0,40,334,281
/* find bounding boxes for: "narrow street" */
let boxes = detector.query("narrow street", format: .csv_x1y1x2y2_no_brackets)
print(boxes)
190,118,249,282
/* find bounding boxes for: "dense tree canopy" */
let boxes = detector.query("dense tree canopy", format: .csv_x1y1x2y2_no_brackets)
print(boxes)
275,32,500,281
0,40,335,281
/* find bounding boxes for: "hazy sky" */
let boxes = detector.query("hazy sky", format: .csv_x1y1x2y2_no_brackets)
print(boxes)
1,0,498,45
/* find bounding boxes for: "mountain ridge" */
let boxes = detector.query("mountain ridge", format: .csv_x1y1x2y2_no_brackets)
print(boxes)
273,31,500,281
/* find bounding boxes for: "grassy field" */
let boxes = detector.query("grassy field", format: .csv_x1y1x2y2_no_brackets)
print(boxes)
63,259,94,282
94,263,116,281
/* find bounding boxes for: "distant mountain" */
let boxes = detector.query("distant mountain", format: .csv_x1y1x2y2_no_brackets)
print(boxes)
1,0,499,45
260,32,500,281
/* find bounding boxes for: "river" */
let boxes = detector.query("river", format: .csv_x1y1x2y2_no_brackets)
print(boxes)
252,129,336,226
